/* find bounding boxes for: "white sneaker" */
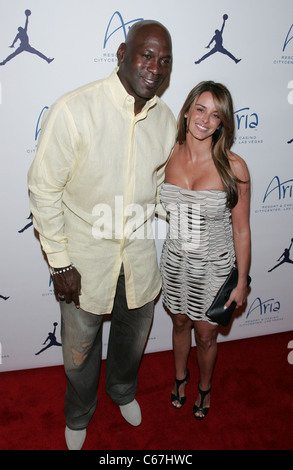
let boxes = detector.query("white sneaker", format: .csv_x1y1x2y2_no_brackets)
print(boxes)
119,399,142,426
65,426,87,450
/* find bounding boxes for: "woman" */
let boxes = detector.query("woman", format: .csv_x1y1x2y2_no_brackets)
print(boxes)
160,81,251,419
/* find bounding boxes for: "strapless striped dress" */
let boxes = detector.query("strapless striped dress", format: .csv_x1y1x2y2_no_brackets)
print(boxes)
160,183,235,322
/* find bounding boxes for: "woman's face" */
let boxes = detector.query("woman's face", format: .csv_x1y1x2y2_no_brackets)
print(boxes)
185,91,222,141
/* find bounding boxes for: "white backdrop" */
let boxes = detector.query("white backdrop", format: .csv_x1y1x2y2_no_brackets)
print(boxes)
1,0,293,371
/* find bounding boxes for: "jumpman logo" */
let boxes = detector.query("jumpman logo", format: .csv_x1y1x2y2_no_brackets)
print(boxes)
0,9,54,66
18,214,33,233
194,14,241,65
0,295,9,301
35,322,62,355
268,237,293,272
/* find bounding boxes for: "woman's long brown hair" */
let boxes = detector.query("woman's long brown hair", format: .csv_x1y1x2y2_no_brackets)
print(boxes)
177,81,241,209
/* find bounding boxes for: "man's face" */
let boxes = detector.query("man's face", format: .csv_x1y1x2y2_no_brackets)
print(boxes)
117,24,172,113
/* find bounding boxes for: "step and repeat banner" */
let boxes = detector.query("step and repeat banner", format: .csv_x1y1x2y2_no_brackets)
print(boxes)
1,0,293,371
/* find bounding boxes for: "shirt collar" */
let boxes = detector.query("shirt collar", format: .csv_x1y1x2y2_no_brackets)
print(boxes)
108,67,157,115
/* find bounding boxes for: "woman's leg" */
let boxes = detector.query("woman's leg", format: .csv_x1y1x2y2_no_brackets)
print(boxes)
171,313,193,408
193,320,219,417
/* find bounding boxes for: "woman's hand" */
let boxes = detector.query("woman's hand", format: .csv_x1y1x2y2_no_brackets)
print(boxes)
224,283,248,310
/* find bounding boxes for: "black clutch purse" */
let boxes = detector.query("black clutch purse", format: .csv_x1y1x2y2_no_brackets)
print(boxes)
206,267,251,326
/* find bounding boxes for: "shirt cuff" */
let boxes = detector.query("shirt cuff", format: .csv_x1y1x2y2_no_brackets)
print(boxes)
47,251,71,268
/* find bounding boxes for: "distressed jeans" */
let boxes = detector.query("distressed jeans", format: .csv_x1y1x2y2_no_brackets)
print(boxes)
60,271,154,430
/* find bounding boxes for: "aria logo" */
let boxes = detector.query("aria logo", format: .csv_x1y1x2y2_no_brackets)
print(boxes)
254,176,293,215
243,296,282,327
263,176,293,203
287,80,293,144
273,23,293,65
103,11,143,48
233,106,263,146
26,105,48,156
283,24,293,52
94,11,143,64
234,107,258,130
246,297,280,319
194,14,241,65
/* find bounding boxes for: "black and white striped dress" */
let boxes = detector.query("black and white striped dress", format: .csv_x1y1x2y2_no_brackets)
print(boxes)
160,183,235,322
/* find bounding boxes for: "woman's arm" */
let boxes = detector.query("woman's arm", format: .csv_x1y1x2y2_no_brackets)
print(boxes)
226,152,251,309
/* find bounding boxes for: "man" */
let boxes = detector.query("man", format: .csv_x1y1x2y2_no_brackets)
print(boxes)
28,20,176,450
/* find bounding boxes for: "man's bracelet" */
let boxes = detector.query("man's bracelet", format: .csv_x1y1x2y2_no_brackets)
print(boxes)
50,263,74,276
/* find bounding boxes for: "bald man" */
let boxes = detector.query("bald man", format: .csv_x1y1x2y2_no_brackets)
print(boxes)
28,20,176,450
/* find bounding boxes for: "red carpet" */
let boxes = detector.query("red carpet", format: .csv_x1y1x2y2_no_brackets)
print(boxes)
0,331,292,450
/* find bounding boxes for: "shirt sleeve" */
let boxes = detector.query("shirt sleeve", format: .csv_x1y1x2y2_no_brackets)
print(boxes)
27,101,79,268
155,161,168,218
154,109,176,218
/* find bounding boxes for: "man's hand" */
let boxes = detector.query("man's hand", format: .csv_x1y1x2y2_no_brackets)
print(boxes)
51,265,81,308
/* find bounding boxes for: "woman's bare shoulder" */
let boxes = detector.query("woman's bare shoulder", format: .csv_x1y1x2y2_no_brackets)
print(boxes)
228,150,250,181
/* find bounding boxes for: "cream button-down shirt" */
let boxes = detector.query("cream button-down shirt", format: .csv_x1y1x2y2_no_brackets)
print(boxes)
28,68,177,314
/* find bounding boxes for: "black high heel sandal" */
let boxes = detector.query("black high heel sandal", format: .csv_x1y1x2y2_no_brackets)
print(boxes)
171,368,190,409
193,382,211,420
